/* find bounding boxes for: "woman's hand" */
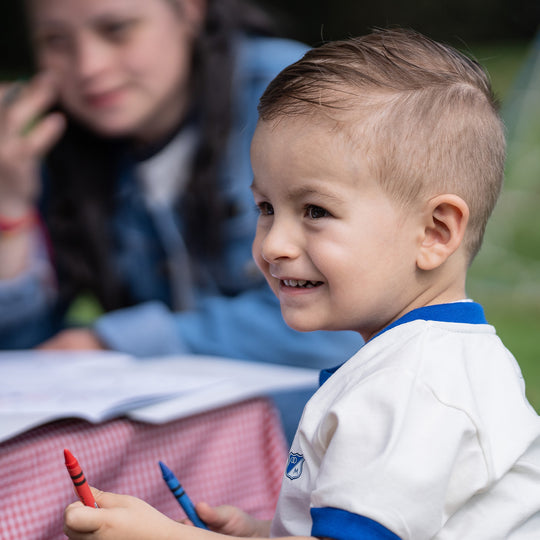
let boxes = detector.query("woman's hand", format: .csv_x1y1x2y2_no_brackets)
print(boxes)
37,328,107,350
0,73,65,218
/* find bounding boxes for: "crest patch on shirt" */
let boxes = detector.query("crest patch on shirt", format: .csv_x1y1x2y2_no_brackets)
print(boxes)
285,452,305,480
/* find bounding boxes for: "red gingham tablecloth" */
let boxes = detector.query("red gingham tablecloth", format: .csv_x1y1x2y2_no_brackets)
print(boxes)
0,397,288,540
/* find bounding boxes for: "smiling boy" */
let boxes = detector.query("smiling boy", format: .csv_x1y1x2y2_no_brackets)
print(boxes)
250,115,439,340
248,28,540,538
64,28,540,540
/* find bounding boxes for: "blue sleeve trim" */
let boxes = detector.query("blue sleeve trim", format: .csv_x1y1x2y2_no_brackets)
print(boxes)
310,507,401,540
319,363,345,386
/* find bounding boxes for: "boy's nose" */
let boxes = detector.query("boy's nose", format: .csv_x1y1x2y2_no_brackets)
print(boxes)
260,221,300,263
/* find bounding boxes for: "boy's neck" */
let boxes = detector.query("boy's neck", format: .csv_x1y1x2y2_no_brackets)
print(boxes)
415,257,468,311
363,271,468,342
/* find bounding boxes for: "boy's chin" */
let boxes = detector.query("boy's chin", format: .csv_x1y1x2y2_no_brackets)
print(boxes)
282,314,326,334
283,312,356,335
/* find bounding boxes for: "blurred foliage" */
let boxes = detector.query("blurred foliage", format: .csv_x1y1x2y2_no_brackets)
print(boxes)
468,41,533,99
2,0,539,74
260,0,539,45
469,34,540,300
467,34,540,412
0,2,34,77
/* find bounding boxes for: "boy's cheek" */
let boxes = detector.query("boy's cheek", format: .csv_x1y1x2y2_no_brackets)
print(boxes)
251,242,276,291
253,256,271,286
251,238,263,270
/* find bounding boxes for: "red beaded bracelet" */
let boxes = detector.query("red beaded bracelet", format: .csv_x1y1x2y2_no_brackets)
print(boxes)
0,210,38,234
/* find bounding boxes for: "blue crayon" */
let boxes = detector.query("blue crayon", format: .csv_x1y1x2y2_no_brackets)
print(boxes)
158,461,209,530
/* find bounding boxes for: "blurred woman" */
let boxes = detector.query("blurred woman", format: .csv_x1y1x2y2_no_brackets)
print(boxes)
0,0,362,439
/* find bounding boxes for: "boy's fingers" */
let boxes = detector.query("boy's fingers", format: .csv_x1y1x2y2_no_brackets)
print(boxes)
63,489,116,536
90,486,120,508
66,501,85,509
64,503,101,534
196,502,241,530
89,486,143,510
195,501,222,523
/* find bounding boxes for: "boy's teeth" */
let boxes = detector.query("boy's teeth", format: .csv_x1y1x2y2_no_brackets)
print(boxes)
284,279,316,288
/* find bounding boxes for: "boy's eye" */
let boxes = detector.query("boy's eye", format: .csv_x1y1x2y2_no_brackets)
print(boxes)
256,202,274,216
306,205,329,219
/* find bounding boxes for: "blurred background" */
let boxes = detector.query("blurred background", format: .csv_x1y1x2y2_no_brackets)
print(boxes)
1,1,539,408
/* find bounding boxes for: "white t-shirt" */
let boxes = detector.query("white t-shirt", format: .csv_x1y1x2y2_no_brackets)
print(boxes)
271,302,540,539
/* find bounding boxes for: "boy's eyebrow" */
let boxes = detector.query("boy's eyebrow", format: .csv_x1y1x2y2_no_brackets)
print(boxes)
286,186,343,202
251,178,343,201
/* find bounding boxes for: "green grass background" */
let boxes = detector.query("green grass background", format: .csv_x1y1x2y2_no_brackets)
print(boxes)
466,37,540,411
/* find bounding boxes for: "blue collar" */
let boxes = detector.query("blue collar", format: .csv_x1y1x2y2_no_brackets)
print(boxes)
319,301,487,386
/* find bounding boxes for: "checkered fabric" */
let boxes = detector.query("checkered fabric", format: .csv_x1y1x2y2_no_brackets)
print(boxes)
0,397,287,540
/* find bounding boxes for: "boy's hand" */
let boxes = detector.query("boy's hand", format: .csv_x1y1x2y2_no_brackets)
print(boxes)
63,487,183,540
194,502,271,537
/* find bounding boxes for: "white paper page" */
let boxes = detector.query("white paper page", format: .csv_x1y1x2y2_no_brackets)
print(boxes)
0,351,224,441
129,356,320,423
0,351,320,443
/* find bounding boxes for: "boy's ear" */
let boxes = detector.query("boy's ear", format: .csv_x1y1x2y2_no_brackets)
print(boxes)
416,194,469,271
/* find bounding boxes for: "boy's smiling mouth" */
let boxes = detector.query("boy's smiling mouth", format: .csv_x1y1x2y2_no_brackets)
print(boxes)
282,279,323,288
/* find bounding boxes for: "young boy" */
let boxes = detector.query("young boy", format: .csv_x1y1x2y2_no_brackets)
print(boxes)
63,28,540,539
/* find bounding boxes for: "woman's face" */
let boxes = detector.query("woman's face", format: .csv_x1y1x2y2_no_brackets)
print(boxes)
29,0,204,141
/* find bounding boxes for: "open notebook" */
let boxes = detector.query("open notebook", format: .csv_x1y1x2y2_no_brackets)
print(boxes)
0,350,320,442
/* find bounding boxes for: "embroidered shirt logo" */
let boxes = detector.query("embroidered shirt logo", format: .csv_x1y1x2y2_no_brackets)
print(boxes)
285,452,305,480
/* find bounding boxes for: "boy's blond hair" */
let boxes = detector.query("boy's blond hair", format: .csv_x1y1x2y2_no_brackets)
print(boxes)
258,28,506,261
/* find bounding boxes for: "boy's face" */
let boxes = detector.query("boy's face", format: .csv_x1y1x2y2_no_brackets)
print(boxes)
251,116,425,341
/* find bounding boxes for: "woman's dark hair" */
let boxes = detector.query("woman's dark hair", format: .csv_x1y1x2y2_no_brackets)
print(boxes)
42,0,276,311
